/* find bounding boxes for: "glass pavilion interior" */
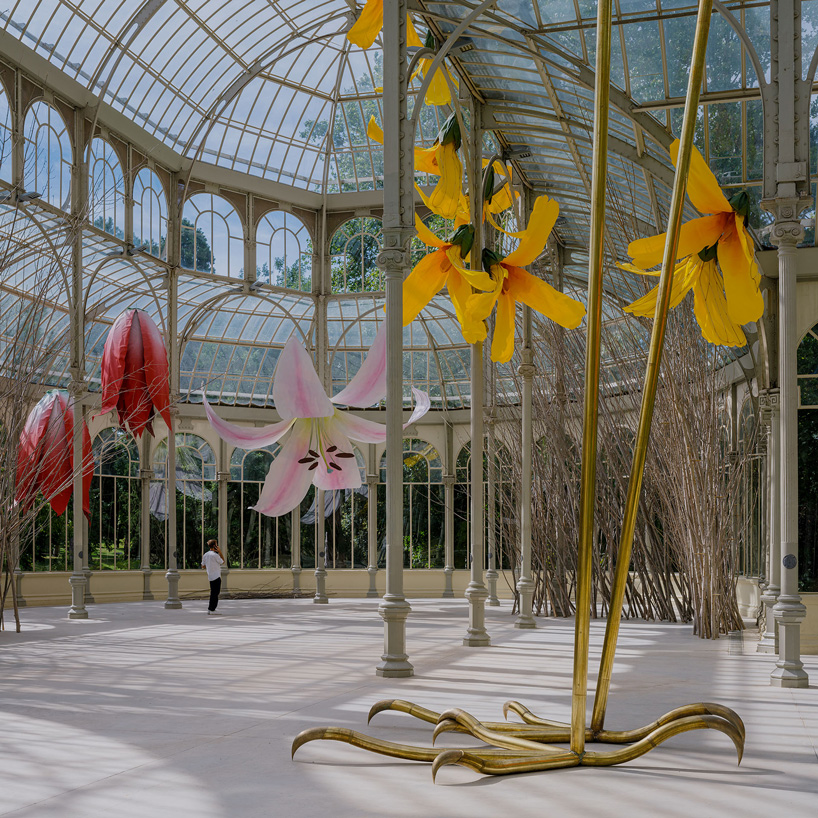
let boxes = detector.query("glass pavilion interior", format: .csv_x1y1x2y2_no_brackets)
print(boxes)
1,0,818,687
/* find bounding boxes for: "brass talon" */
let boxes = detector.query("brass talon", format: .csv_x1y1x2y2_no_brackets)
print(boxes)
432,718,460,744
367,699,440,725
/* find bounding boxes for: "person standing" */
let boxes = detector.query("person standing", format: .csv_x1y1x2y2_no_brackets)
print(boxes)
202,539,225,615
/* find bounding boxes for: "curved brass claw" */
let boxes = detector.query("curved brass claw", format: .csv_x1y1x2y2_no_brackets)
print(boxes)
432,748,580,782
292,724,534,765
504,700,745,746
436,708,566,755
504,700,571,730
368,699,439,725
583,714,744,766
370,698,565,738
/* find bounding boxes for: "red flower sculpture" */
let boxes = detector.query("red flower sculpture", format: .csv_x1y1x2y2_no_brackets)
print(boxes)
16,390,93,517
99,309,172,438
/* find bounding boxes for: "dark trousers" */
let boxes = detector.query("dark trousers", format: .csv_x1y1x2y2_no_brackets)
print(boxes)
208,576,221,611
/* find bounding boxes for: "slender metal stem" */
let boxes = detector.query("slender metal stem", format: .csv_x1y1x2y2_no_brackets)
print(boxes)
571,0,614,756
590,0,714,734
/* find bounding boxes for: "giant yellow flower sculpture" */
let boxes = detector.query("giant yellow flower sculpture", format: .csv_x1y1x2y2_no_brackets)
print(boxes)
404,220,491,345
466,196,586,363
409,31,458,106
623,140,763,342
347,0,422,49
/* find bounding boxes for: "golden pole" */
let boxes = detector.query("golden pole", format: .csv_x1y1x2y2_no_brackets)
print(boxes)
590,0,714,735
572,0,613,757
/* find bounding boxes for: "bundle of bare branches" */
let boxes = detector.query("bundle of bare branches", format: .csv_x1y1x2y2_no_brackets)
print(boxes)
0,203,78,632
495,256,753,638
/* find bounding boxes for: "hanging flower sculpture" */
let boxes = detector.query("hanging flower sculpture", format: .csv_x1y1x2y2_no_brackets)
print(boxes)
203,326,431,518
16,390,93,517
621,252,746,347
98,309,172,438
409,31,458,106
346,0,422,49
466,195,586,363
404,220,491,344
622,140,763,342
367,114,462,220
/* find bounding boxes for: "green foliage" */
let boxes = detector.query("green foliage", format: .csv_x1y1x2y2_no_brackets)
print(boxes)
180,217,213,272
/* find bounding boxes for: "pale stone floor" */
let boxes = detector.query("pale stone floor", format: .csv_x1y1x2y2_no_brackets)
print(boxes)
0,598,816,818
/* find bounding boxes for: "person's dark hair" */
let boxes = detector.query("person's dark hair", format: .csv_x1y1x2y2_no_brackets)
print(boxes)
207,539,218,550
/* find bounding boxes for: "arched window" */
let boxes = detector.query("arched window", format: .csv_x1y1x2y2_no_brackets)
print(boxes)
89,427,140,570
133,168,168,260
798,323,818,591
24,101,72,210
0,85,11,183
454,439,514,571
330,217,382,293
737,399,762,579
181,193,244,277
227,445,294,569
256,210,312,291
88,138,125,238
322,446,368,569
153,434,217,570
380,439,444,568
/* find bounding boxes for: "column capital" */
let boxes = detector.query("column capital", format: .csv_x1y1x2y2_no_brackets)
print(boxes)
217,470,231,483
377,228,414,272
365,474,379,487
441,474,457,487
762,195,811,248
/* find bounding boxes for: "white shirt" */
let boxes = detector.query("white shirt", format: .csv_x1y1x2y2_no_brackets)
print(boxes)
202,550,224,581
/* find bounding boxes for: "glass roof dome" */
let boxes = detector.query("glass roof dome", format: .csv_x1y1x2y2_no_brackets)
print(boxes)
0,0,774,408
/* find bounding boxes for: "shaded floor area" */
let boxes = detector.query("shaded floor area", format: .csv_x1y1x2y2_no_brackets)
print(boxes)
0,598,816,817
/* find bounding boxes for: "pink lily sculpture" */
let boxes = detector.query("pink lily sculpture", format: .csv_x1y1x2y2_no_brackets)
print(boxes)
99,308,172,438
16,390,93,517
204,325,430,517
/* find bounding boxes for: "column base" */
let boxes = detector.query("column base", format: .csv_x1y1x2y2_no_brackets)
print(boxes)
314,567,328,604
164,569,182,609
515,579,536,629
377,595,413,677
463,582,490,646
771,595,809,687
68,573,88,619
291,566,302,595
756,638,777,654
141,568,154,601
442,567,454,598
366,567,379,598
770,667,809,688
13,570,26,608
486,569,500,607
82,568,95,604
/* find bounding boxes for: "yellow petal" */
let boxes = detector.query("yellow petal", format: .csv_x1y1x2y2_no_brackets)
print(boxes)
622,257,699,317
406,15,422,47
367,116,384,144
628,213,727,270
414,215,446,249
617,261,662,278
490,289,517,363
503,194,559,268
670,140,731,215
402,249,450,325
691,259,747,347
505,266,585,329
467,285,502,322
415,144,439,175
426,142,462,219
422,61,454,106
486,208,526,239
718,223,764,325
347,0,383,49
448,269,487,344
